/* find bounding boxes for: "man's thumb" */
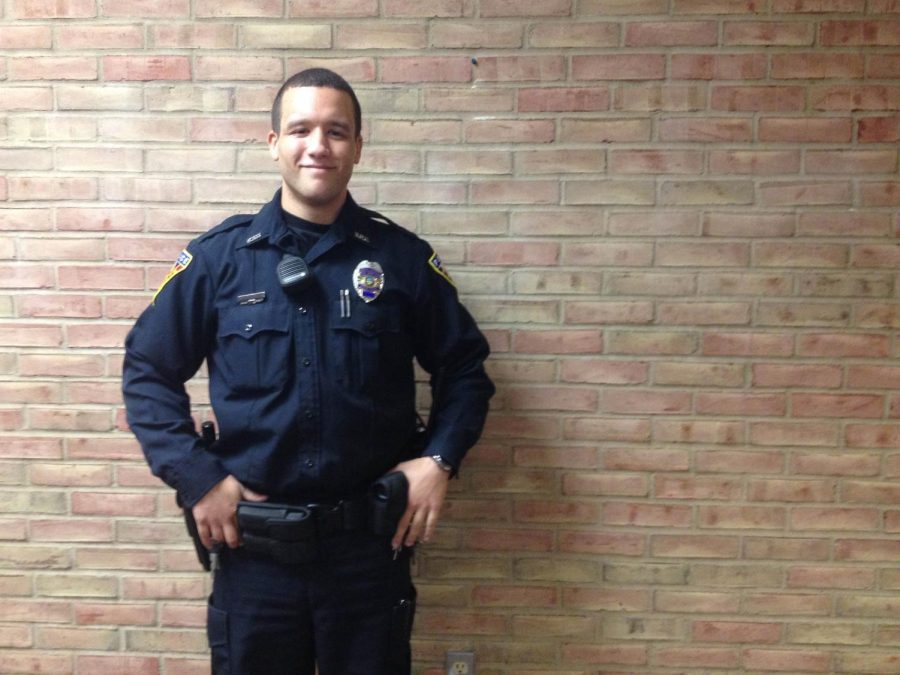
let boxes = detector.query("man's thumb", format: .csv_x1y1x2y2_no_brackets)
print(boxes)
241,486,268,502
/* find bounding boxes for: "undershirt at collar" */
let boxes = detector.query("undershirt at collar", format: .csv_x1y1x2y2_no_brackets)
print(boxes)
280,208,328,257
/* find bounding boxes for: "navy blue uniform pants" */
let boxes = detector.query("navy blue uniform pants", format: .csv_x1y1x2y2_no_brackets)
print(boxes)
207,531,415,675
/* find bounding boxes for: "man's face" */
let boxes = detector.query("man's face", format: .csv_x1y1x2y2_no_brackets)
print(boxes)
267,86,362,222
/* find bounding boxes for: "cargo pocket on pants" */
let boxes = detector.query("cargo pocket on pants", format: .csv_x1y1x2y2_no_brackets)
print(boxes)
388,586,416,675
207,599,230,675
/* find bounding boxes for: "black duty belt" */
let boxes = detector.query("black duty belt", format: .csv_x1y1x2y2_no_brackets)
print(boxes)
236,471,408,565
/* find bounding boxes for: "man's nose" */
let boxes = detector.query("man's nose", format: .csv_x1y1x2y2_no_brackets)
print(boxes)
306,129,329,154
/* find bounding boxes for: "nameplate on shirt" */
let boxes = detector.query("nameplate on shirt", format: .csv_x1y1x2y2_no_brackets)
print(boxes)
237,291,267,305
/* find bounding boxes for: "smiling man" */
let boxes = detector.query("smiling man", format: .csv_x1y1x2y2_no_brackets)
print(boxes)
122,68,494,674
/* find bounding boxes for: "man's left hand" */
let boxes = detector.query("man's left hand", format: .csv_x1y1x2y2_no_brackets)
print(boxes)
390,456,451,550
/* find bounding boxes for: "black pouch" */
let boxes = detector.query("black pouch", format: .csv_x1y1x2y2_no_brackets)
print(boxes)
369,471,409,537
236,502,318,564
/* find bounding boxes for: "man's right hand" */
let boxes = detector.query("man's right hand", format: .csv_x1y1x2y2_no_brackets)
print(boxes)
192,475,267,550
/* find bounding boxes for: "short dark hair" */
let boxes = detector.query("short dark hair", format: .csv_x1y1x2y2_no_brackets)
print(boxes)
270,68,362,138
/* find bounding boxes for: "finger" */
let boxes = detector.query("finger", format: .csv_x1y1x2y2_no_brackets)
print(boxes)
404,509,427,548
199,527,213,551
391,509,413,551
222,520,241,549
422,508,441,543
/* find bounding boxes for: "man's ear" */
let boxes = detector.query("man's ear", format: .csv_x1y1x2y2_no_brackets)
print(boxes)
267,131,279,160
354,135,363,164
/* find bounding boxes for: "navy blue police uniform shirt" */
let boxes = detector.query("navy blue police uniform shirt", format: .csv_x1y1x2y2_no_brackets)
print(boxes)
122,191,494,507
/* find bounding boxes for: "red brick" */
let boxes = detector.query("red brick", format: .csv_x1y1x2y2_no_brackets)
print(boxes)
615,83,706,112
747,478,835,503
474,56,565,83
674,0,765,11
518,87,609,112
712,85,806,111
559,531,645,556
603,502,692,528
383,0,471,18
867,54,900,78
671,53,767,79
792,393,884,418
858,116,900,143
101,0,189,17
725,21,815,45
659,117,753,142
74,656,158,675
195,56,282,81
652,534,740,558
798,332,890,357
102,56,190,81
693,620,781,643
792,507,879,531
466,528,553,552
195,0,282,16
480,0,572,16
11,0,96,17
9,56,98,81
653,646,739,669
563,473,648,497
573,54,665,80
744,648,831,672
380,56,471,83
774,0,865,9
151,24,236,49
611,149,703,174
821,20,900,45
0,25,53,48
655,477,742,500
791,451,881,476
753,364,842,388
530,21,618,47
57,25,143,50
288,0,377,16
626,21,718,46
472,585,557,608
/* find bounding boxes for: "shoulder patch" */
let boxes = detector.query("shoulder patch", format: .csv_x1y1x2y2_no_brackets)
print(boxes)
428,251,456,288
153,249,193,304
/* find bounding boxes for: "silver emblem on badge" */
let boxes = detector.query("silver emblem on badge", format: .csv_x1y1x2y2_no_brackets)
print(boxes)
353,260,384,303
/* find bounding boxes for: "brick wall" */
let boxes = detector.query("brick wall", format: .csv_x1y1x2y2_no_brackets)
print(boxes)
1,1,898,673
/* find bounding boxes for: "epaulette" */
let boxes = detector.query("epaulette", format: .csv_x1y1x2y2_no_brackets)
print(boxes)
195,213,254,243
360,206,419,242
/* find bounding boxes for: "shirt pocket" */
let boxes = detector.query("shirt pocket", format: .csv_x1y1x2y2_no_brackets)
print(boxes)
216,303,291,392
331,302,403,392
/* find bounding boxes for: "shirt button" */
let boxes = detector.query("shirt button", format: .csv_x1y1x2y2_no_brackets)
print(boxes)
305,460,315,468
304,409,314,419
243,323,253,332
302,358,312,367
298,307,308,314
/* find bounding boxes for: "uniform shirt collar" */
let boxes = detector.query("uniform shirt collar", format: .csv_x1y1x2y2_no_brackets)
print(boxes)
237,190,378,254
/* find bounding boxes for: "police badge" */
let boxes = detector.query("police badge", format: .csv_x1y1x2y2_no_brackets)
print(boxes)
353,260,384,303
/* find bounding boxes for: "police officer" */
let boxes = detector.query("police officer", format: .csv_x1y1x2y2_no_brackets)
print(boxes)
122,68,494,674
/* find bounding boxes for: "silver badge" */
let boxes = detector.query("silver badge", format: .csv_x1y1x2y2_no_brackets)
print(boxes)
353,260,384,303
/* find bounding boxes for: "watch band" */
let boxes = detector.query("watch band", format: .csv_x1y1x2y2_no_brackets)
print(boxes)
430,454,453,473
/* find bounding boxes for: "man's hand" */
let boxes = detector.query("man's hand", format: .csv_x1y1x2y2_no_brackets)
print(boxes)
192,475,267,550
390,457,451,550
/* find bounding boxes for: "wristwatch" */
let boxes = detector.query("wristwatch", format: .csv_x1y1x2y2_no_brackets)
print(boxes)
430,454,453,473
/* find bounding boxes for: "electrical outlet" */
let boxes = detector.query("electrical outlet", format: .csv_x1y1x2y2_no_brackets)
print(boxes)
445,650,475,675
